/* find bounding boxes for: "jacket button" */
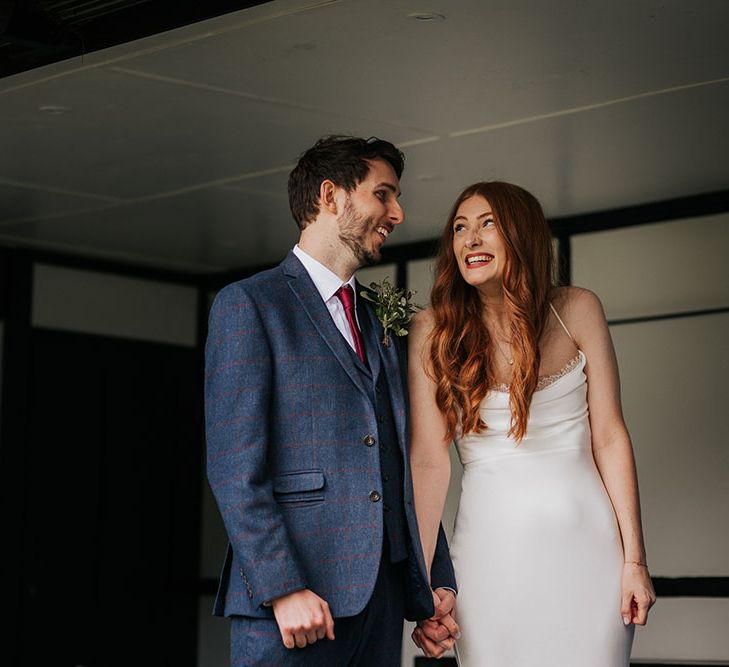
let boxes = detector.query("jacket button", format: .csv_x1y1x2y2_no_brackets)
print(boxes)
369,490,381,503
363,435,376,447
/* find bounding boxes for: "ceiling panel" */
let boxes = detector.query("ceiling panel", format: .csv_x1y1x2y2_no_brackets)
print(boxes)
0,185,299,270
0,0,727,271
396,79,729,236
0,182,118,225
0,65,431,201
119,0,729,136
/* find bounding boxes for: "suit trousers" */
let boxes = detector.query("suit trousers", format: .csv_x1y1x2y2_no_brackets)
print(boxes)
230,544,406,666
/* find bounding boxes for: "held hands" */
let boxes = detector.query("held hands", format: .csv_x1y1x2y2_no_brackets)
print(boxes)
621,563,656,626
271,589,335,649
412,588,460,658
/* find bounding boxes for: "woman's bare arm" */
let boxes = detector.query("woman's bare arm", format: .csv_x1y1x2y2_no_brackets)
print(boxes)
566,287,656,625
408,309,452,579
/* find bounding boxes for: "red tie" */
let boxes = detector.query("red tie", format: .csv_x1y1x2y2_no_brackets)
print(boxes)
335,284,368,368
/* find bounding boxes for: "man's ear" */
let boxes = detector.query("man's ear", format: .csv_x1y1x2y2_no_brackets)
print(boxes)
319,179,340,215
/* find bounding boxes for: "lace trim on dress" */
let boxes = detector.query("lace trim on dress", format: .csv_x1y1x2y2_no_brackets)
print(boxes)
491,353,581,393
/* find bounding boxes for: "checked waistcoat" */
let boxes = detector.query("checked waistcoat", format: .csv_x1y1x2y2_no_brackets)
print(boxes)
355,299,408,563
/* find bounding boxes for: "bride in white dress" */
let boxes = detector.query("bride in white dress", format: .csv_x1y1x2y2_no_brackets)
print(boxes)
408,182,656,665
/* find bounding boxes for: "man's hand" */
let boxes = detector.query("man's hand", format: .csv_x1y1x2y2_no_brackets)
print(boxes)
271,589,335,649
412,588,460,658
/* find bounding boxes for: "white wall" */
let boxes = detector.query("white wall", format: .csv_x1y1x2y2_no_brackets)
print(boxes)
356,262,397,289
32,264,198,347
572,215,729,661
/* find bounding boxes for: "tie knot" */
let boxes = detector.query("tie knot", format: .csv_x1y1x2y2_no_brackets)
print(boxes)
336,284,355,311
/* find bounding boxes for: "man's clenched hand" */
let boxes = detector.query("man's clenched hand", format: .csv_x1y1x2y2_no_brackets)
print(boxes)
271,589,335,649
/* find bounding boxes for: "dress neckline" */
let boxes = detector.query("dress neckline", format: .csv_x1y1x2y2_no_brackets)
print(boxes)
490,350,585,394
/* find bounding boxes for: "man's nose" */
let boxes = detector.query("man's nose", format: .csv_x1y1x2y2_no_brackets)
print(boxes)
389,200,404,225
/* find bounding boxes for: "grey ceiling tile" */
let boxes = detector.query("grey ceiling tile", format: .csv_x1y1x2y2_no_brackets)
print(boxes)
1,0,727,271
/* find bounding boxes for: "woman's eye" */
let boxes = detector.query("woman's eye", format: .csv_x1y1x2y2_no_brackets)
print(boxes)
483,218,495,228
454,224,464,232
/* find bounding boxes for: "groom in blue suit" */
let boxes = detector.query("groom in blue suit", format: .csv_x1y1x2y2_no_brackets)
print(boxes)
206,136,457,665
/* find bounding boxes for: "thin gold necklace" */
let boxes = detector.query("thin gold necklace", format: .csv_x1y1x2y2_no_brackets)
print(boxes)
492,335,514,365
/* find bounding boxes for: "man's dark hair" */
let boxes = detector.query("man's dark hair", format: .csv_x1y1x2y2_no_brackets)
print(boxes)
288,135,405,230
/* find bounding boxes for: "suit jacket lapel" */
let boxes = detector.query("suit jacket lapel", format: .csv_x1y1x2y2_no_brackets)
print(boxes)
283,252,370,400
359,284,408,451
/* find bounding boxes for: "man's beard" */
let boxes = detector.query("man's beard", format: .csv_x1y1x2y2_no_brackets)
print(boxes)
337,197,380,268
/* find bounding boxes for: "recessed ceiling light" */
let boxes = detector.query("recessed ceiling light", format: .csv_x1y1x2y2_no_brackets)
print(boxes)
408,12,446,22
38,105,70,115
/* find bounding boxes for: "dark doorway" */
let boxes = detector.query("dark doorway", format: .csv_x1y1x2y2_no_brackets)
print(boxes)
19,328,202,667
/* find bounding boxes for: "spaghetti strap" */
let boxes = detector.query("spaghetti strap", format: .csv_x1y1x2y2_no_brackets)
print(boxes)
549,303,575,343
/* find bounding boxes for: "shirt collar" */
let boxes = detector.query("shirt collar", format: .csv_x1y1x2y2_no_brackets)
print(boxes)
293,244,357,304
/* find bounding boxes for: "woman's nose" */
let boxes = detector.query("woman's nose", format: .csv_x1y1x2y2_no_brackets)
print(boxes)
465,232,480,248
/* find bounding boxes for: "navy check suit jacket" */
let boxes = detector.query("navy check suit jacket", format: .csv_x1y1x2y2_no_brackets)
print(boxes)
205,251,456,620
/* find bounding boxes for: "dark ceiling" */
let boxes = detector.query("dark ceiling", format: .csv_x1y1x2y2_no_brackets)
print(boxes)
0,0,269,77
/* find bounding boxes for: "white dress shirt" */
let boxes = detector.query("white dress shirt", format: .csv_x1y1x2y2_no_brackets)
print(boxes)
293,245,362,352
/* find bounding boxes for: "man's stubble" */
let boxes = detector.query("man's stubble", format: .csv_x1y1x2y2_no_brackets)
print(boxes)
337,196,380,269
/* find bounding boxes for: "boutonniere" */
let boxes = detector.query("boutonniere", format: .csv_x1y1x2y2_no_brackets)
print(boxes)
360,277,422,348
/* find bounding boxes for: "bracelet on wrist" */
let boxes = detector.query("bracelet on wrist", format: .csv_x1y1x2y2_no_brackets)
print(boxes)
624,560,647,567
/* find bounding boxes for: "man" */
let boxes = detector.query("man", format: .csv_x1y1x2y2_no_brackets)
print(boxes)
205,135,457,665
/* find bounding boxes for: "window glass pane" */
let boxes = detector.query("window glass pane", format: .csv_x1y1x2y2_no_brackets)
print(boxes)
407,258,435,306
611,312,729,576
572,213,729,319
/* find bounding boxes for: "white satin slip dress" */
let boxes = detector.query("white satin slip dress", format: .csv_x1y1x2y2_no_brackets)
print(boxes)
450,306,634,666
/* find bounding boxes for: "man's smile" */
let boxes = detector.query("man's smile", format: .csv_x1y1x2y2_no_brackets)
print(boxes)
376,225,392,241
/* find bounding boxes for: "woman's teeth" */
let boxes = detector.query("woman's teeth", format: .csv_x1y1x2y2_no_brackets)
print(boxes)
466,254,493,265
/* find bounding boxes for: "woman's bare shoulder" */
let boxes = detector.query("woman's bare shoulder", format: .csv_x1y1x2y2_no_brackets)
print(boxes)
552,285,604,316
408,307,436,355
411,306,436,333
551,286,607,344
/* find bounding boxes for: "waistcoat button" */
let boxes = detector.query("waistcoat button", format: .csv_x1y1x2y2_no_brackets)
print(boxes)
369,490,381,503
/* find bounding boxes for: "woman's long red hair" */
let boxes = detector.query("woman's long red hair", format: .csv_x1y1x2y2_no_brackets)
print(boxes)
428,182,554,442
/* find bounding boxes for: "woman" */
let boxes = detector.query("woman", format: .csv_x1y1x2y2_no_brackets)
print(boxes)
409,182,655,665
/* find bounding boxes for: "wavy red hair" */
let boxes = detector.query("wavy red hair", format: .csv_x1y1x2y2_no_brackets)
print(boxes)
428,182,554,442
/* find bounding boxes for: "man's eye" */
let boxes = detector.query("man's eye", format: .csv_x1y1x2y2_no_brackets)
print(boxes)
375,191,386,201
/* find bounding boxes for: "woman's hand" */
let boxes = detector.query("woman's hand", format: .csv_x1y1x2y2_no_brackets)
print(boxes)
621,563,656,626
411,589,459,658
